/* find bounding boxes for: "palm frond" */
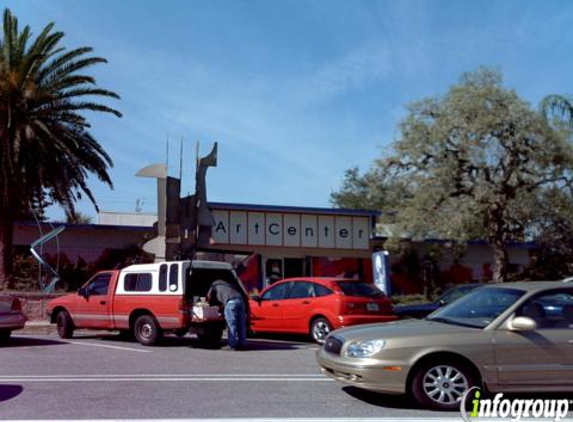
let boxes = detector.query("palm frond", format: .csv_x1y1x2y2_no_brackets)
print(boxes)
0,7,121,215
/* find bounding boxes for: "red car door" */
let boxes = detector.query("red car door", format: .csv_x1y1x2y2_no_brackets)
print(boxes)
250,282,291,333
281,281,316,333
76,273,113,329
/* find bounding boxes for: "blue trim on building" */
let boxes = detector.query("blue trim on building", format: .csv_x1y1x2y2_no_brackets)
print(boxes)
208,201,380,217
16,221,152,232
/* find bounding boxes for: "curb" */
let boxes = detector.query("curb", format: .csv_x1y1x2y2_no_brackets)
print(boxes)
18,321,56,335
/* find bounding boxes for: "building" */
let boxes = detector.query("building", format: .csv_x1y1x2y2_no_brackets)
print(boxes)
13,202,535,294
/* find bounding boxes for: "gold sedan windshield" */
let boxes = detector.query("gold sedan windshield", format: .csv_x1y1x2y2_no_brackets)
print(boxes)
427,287,525,328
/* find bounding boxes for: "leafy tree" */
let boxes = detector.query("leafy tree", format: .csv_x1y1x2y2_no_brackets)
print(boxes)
333,68,573,283
541,94,573,128
0,9,121,288
66,211,93,224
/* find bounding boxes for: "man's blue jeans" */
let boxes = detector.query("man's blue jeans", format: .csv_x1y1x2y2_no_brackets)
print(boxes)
224,298,247,348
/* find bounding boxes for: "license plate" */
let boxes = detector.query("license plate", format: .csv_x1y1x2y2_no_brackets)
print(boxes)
367,303,379,312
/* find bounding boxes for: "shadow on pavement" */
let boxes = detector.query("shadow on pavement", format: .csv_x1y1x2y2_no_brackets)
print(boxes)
74,332,310,351
0,336,67,348
0,385,23,402
342,386,420,410
234,338,306,351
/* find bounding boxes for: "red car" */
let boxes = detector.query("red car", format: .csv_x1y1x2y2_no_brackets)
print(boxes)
249,277,397,343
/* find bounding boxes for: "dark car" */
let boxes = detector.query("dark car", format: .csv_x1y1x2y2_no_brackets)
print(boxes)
0,295,26,340
393,283,483,319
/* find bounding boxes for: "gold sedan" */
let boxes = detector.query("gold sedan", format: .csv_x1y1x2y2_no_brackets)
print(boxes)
316,281,573,410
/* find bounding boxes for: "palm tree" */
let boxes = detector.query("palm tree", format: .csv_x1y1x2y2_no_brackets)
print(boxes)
0,9,121,288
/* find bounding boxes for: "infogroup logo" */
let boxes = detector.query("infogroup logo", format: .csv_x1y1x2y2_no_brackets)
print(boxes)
460,387,570,422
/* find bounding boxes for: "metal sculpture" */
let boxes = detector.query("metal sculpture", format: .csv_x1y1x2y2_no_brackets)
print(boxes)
137,142,218,261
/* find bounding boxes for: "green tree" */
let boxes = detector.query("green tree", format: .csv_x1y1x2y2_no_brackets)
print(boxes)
66,211,93,225
0,9,121,288
333,68,573,283
541,94,573,127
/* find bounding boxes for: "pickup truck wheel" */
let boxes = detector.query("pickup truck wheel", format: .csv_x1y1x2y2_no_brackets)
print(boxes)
56,310,74,339
134,315,162,346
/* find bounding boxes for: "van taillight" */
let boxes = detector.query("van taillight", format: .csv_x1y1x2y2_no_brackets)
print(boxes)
11,298,22,311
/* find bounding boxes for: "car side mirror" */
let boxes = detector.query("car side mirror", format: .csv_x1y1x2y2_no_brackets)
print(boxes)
438,300,446,307
78,287,88,298
508,316,537,332
251,295,262,304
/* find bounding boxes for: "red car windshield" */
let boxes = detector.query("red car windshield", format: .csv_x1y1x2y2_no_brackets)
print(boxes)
336,281,385,298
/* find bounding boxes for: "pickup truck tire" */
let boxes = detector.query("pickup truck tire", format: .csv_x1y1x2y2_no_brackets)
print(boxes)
56,310,74,339
134,315,162,346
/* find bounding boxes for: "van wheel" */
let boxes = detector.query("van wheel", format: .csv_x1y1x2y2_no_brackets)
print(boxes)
134,315,162,346
310,317,332,344
56,310,74,339
411,359,476,410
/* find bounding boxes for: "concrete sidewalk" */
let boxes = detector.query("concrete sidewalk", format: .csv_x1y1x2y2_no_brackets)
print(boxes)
18,320,57,335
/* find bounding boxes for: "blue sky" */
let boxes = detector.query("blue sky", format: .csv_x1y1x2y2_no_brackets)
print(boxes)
5,0,573,220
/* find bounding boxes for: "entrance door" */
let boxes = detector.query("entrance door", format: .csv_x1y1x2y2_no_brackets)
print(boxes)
284,258,305,278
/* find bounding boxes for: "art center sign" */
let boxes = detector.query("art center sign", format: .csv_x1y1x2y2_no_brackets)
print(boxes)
211,210,371,250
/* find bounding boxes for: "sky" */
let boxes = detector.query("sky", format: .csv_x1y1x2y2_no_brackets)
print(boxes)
4,0,573,221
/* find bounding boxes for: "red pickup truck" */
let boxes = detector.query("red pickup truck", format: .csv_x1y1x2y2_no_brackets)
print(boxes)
47,260,247,346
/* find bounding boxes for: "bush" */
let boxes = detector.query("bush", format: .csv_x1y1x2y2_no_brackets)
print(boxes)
391,294,428,305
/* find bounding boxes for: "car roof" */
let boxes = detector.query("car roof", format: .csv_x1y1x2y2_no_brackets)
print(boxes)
278,277,361,283
481,281,570,293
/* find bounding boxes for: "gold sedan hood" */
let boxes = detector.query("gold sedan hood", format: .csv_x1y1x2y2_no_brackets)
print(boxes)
331,318,481,343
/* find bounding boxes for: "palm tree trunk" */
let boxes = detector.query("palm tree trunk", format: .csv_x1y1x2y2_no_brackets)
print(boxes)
491,240,507,283
0,207,14,290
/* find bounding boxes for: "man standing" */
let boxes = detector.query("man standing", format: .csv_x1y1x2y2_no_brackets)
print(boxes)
207,278,248,350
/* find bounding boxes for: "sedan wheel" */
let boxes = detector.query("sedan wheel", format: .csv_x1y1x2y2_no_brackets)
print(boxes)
411,360,475,410
310,317,332,344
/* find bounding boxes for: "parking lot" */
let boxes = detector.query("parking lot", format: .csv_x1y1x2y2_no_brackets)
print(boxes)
0,332,446,420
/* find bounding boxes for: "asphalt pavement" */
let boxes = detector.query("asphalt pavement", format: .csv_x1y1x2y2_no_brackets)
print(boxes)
0,331,452,421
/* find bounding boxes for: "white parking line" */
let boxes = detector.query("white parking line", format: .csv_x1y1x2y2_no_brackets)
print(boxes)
0,374,332,382
0,419,461,422
63,340,151,353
